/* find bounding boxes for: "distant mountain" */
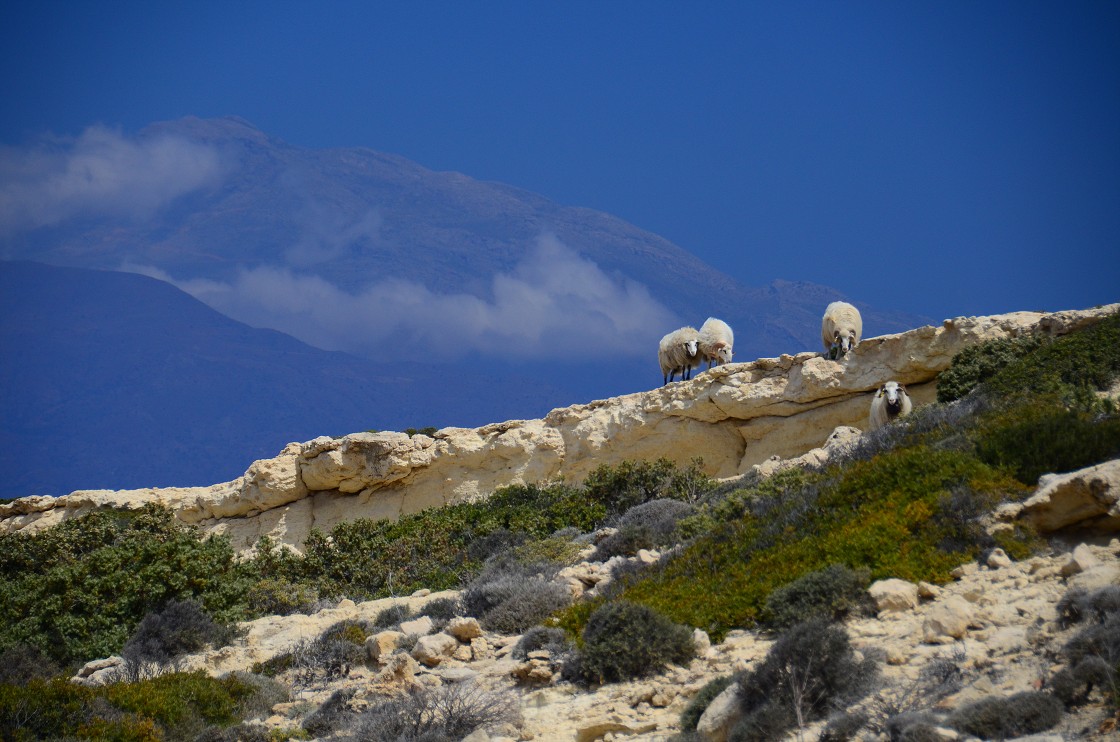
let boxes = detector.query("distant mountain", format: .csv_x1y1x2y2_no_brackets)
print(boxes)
0,116,925,362
0,261,571,498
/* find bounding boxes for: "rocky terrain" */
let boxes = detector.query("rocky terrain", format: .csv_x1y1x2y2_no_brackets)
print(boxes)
2,303,1115,553
68,460,1120,741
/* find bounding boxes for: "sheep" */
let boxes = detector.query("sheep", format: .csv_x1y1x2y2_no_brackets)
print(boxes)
658,326,701,385
869,381,912,431
821,301,862,360
697,317,734,369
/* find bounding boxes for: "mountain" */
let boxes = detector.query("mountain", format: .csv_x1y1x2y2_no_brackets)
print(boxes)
0,261,570,498
0,116,926,363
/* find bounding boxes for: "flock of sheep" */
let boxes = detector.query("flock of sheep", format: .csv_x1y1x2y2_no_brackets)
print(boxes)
658,300,912,432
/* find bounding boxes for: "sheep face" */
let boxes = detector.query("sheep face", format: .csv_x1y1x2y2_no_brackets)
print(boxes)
833,329,858,357
879,382,908,415
712,342,732,364
684,339,699,357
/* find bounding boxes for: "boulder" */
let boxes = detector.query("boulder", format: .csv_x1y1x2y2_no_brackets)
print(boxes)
446,616,483,642
1019,459,1120,533
411,633,459,667
923,596,975,643
870,578,920,613
696,682,743,742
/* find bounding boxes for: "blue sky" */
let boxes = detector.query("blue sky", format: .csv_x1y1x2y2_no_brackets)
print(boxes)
1,0,1117,323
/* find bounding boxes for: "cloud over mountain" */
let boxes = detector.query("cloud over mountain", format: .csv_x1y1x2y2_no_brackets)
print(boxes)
129,234,678,360
0,126,224,234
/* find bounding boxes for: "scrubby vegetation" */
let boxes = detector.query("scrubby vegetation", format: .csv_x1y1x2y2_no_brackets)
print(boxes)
0,670,286,741
575,601,695,684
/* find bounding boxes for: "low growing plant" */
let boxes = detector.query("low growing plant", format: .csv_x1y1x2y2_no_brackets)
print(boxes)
577,601,695,684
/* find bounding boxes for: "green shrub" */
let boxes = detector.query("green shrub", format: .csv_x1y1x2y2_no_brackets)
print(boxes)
373,604,414,629
976,399,1120,483
948,691,1063,739
679,675,734,732
462,570,572,634
512,626,572,660
244,578,320,617
302,687,356,738
582,458,713,514
0,643,62,685
0,671,268,741
0,505,254,668
763,564,874,629
419,596,463,621
577,601,694,684
818,711,868,742
593,499,695,560
732,620,877,740
603,447,1027,639
937,335,1045,403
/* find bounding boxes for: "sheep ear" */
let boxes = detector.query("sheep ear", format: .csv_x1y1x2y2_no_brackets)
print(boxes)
713,341,727,350
900,384,907,393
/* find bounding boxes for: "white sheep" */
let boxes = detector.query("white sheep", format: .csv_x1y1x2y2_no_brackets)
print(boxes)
658,326,702,385
698,317,734,369
869,381,913,431
821,301,863,360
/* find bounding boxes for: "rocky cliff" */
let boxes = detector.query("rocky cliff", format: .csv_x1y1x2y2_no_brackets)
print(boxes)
2,303,1116,553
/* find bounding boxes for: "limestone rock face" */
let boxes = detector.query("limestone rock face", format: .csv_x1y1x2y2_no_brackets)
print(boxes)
2,304,1116,552
1018,459,1120,534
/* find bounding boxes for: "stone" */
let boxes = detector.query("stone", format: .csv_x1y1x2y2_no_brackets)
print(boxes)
470,637,491,660
412,633,459,666
870,578,920,612
923,596,975,643
696,682,743,742
366,630,406,662
1060,543,1101,576
446,616,483,641
399,615,434,636
1018,459,1120,533
376,652,420,685
986,548,1012,568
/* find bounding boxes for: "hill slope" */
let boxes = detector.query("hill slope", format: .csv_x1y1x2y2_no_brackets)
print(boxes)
0,261,566,498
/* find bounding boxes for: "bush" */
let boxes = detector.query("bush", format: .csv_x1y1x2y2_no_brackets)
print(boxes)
948,691,1063,739
577,601,695,684
244,578,320,617
763,564,874,629
374,603,415,629
593,499,695,560
0,505,255,669
1057,585,1120,628
346,682,518,740
582,458,713,514
120,598,237,679
302,687,356,738
732,620,877,741
461,559,572,634
512,626,572,660
679,675,734,732
818,711,868,742
0,643,62,685
937,335,1045,403
419,596,463,621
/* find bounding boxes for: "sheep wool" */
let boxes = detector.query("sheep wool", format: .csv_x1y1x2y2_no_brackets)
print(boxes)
869,381,913,431
821,301,863,360
697,317,734,369
658,326,701,385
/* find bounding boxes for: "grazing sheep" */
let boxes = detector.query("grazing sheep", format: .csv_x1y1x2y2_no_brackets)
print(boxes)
821,301,863,360
658,326,701,385
869,381,913,431
697,317,734,369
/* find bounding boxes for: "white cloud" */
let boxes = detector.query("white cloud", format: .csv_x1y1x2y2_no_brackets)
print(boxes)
126,234,679,361
0,125,224,234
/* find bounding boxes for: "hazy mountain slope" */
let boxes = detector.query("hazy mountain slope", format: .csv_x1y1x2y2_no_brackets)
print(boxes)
0,261,570,498
1,116,925,363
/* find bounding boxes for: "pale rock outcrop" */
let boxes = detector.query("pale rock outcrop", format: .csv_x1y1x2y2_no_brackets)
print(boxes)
366,630,406,663
412,632,459,666
2,304,1116,553
870,578,921,613
923,595,977,643
446,616,484,642
399,615,434,637
1016,458,1120,533
696,682,742,742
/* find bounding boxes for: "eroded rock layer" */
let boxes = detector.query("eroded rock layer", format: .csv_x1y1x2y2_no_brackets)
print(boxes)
2,304,1116,552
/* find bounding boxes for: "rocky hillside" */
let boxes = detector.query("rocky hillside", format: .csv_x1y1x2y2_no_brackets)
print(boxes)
2,303,1115,553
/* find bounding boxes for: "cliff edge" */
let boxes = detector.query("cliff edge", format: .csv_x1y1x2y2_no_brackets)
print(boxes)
3,303,1116,552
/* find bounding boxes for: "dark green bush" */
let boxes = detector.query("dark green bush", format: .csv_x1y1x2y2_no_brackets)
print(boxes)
948,691,1063,739
1057,585,1120,628
0,643,62,685
732,620,877,740
818,711,868,742
244,578,320,617
1050,656,1116,707
374,604,415,629
593,499,694,560
0,505,254,668
763,564,874,629
976,400,1120,483
419,596,463,621
679,675,734,732
937,335,1045,403
0,671,270,741
577,601,694,684
582,458,713,513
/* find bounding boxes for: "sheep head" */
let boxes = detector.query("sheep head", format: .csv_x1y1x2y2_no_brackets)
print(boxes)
879,382,908,414
684,339,699,357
